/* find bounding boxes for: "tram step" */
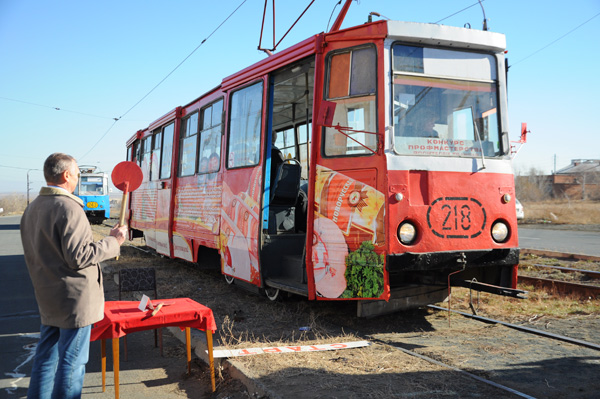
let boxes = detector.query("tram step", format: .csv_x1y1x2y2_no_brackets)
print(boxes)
265,278,308,297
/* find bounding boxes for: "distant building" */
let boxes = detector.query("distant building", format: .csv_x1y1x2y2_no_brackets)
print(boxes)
552,159,600,200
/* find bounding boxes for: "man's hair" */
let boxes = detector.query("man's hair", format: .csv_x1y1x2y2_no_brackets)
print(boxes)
44,153,76,183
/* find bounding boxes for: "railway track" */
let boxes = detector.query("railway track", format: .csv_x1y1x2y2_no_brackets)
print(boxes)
348,252,600,398
96,225,599,399
527,263,600,280
519,259,600,298
355,305,600,399
518,275,600,298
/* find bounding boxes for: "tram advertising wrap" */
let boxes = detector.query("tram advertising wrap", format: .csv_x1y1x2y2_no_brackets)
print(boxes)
123,2,523,316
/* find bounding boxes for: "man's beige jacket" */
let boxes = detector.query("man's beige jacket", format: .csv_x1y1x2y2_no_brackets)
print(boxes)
20,187,120,328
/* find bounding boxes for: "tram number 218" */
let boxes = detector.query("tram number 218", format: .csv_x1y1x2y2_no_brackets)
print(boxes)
427,197,486,239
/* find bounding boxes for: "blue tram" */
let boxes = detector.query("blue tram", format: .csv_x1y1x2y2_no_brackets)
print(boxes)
74,166,111,224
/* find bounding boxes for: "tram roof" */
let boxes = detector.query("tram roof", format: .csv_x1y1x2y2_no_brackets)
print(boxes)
387,21,506,52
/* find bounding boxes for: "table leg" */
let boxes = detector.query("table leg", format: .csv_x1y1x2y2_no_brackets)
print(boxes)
206,330,215,392
185,327,191,374
101,339,106,392
112,338,120,399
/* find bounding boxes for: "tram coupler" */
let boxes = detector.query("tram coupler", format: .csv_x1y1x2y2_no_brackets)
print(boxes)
451,279,528,299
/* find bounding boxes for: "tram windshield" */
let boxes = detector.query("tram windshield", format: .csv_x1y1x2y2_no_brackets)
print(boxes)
75,175,105,195
392,45,502,158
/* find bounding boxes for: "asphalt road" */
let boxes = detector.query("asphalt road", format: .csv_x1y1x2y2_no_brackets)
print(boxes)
0,215,210,399
0,215,40,399
518,226,600,257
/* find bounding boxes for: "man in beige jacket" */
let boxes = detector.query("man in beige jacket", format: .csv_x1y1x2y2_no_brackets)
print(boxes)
20,153,127,399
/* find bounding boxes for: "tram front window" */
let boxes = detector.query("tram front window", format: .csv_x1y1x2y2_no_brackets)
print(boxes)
392,45,502,158
77,176,105,195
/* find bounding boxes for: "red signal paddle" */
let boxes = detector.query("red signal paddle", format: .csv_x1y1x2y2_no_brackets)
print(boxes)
111,161,143,259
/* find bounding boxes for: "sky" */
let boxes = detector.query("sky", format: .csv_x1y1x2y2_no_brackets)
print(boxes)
1,0,599,194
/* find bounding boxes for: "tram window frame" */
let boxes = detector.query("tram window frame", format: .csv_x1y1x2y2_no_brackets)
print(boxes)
160,122,174,179
129,141,139,163
227,81,263,169
274,126,297,160
141,136,152,179
198,98,224,174
150,128,162,181
323,45,378,157
178,111,199,177
274,122,311,179
298,122,311,179
391,42,503,158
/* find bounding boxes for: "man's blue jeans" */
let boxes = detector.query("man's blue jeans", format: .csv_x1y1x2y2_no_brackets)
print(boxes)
27,324,91,399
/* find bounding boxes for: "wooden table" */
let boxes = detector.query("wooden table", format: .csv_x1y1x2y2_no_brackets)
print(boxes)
91,298,217,399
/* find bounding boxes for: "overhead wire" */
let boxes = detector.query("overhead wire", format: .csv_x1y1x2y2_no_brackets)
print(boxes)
510,11,600,68
435,0,484,24
0,164,39,171
0,96,119,121
78,0,248,161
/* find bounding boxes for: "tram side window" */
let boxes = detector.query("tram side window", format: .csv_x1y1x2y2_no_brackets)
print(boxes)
150,129,161,181
129,141,138,163
141,136,152,180
274,127,296,160
198,99,223,174
228,82,263,168
298,123,311,179
160,123,174,179
179,112,199,177
324,46,377,156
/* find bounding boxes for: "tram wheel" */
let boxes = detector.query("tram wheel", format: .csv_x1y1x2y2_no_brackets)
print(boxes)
224,274,235,285
264,286,281,301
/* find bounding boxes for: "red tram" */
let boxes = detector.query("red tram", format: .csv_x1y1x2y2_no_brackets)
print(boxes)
124,4,523,316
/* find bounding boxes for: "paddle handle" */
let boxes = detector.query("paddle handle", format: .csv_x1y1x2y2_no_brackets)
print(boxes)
119,191,128,227
116,182,129,261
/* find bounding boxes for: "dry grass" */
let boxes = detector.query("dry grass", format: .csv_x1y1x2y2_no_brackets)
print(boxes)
0,193,28,215
447,284,600,323
92,223,600,398
522,199,600,224
95,223,600,340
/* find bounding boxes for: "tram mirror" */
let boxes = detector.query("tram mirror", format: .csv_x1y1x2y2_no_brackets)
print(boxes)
317,100,336,126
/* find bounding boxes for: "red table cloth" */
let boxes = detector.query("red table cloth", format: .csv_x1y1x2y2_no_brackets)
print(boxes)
91,297,217,341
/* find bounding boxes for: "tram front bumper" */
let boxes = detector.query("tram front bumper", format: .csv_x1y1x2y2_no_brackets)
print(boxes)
386,248,520,272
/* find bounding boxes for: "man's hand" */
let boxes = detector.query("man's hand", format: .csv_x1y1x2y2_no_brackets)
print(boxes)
109,224,128,246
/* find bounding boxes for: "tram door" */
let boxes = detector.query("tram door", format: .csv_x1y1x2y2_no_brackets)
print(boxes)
310,44,388,300
153,122,175,257
138,122,175,256
220,81,265,286
259,58,314,296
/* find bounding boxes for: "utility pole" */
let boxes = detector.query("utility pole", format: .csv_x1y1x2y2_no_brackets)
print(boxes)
27,169,40,205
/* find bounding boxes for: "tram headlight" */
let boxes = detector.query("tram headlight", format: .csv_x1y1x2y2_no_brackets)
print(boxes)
491,221,509,243
398,222,417,245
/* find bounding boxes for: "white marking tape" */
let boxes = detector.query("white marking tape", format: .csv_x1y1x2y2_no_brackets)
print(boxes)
212,340,371,358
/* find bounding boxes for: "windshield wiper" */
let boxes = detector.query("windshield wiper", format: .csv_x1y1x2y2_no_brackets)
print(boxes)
473,122,486,170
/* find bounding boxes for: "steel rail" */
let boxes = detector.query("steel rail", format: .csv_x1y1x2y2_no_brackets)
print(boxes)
518,275,600,297
527,263,600,279
428,304,600,351
367,335,537,399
